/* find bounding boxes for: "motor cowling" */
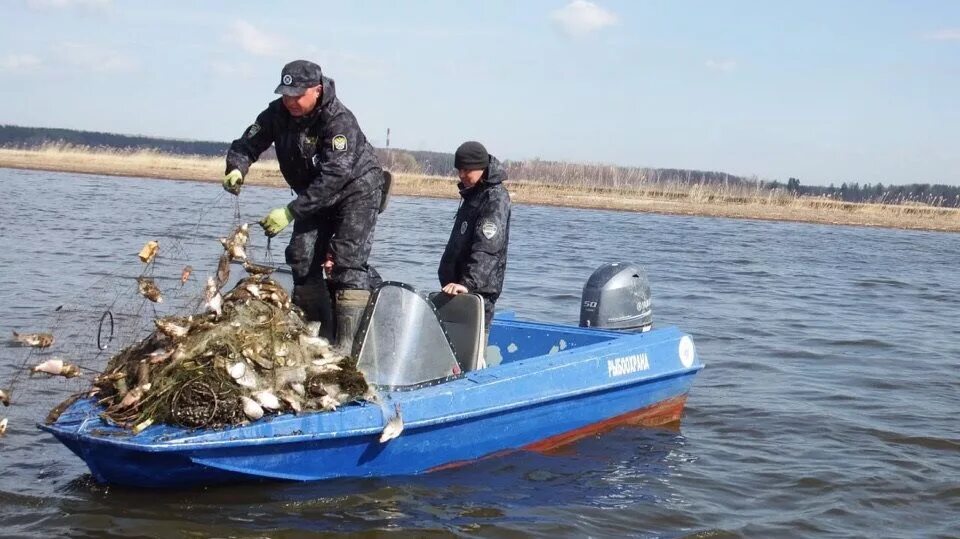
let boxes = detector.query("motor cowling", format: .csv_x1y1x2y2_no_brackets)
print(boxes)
579,262,653,332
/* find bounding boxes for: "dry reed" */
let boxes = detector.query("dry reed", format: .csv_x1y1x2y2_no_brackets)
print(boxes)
1,145,957,233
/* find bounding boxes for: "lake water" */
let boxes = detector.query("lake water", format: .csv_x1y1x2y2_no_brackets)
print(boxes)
0,168,957,538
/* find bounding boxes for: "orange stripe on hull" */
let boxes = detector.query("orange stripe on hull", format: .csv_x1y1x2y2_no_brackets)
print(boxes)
428,394,689,473
523,395,688,453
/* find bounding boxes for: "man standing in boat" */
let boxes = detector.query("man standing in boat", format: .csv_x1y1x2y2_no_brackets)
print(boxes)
439,141,511,336
223,60,384,353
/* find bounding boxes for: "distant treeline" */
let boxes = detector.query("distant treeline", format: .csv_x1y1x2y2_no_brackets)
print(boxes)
3,124,958,207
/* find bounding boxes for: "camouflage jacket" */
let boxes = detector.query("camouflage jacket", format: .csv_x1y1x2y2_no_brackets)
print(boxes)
438,156,511,310
226,76,382,219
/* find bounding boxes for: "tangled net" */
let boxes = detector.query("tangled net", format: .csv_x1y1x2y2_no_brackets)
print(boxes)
86,273,371,430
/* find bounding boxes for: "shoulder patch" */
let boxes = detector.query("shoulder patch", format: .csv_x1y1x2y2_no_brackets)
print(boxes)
460,221,468,235
481,221,498,239
246,123,260,138
332,134,348,152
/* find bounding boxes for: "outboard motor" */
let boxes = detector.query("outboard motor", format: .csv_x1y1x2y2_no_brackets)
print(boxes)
579,262,653,332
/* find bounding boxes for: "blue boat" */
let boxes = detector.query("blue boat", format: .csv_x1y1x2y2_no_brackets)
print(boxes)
41,263,703,488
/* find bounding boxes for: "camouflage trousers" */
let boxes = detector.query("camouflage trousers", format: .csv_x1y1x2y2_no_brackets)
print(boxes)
285,174,382,291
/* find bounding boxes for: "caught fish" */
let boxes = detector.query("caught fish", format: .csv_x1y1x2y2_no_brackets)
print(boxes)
204,277,223,317
242,260,275,276
137,277,163,303
33,358,82,378
228,361,246,380
12,331,54,349
0,389,9,406
154,317,189,339
319,395,339,412
379,403,404,443
221,223,250,261
215,253,231,289
147,348,174,364
120,383,151,409
0,417,7,436
138,240,159,263
180,265,193,285
244,283,261,299
255,390,282,411
240,396,263,420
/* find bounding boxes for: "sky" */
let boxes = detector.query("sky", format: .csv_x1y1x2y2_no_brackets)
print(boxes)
1,0,958,186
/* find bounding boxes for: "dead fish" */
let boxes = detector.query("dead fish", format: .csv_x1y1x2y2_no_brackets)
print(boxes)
244,283,262,299
119,383,151,409
215,253,231,289
242,260,275,276
33,358,82,378
137,277,163,303
147,348,174,364
221,223,249,261
281,393,302,413
138,240,159,263
228,361,246,380
255,390,282,410
290,382,305,396
180,265,193,285
0,389,9,406
240,396,263,420
318,395,338,411
12,331,54,348
0,417,7,436
379,403,404,443
204,277,223,317
154,317,189,339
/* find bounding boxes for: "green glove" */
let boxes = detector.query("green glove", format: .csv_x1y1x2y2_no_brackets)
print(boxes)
260,207,294,237
223,169,243,195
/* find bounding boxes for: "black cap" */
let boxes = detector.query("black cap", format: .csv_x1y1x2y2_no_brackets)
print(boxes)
274,60,323,96
454,141,490,171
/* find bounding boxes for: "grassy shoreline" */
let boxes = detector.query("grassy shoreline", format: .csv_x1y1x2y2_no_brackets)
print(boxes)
1,146,958,233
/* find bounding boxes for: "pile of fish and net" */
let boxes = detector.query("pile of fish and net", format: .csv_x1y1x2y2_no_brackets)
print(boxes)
2,219,373,436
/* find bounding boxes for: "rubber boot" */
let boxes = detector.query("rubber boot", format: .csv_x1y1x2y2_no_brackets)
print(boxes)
335,289,370,357
292,283,335,341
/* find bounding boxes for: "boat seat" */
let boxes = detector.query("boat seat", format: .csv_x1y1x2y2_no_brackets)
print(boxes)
429,292,486,372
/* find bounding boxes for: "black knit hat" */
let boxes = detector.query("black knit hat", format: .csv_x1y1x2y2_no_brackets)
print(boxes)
454,141,490,171
275,60,323,96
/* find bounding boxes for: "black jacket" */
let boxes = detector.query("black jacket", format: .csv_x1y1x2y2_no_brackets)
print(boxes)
438,156,511,311
226,76,382,219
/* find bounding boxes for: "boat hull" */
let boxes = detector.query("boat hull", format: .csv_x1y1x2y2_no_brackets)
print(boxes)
42,321,703,488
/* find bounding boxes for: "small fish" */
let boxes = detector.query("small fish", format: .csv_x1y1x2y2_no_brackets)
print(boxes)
290,382,305,396
241,396,263,420
12,331,54,348
147,348,174,364
137,277,163,303
228,361,246,380
319,395,338,412
255,390,282,410
281,393,302,413
242,260,275,276
0,417,7,436
120,383,151,409
154,317,189,339
138,240,159,263
204,277,223,317
215,253,231,289
221,223,250,261
0,389,9,406
379,403,404,443
32,358,82,378
180,265,193,285
244,283,262,299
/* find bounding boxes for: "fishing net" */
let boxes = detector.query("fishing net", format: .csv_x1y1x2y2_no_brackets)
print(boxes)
2,193,371,434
